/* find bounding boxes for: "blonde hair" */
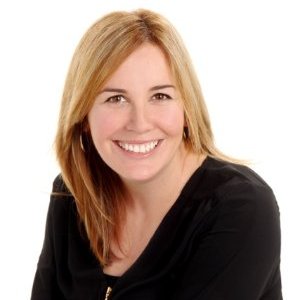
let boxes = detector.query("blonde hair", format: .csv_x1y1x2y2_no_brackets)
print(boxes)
55,9,233,266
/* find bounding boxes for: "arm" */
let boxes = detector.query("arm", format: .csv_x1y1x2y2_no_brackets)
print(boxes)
31,177,66,300
31,175,103,299
173,184,282,300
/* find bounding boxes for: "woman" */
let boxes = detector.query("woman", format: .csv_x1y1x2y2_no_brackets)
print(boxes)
31,9,282,299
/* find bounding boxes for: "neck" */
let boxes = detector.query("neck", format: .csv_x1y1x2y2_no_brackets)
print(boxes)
122,151,206,218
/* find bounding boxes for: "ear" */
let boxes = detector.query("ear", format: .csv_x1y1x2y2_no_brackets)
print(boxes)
183,126,189,140
183,111,188,127
81,117,90,132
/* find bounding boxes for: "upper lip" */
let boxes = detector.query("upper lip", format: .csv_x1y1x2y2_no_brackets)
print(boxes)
116,140,160,153
114,139,161,144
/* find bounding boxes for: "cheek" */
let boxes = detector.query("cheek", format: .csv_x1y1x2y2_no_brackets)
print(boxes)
88,109,121,141
155,105,185,136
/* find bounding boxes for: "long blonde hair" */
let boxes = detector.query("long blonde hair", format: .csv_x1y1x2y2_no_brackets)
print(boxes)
55,9,232,266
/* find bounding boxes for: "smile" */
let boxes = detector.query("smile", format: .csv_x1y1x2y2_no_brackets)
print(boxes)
117,140,160,154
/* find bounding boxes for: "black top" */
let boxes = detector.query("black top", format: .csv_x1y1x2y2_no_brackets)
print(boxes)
104,274,119,288
31,157,282,299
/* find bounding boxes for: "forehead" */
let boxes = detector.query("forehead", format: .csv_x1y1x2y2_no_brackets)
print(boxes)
103,43,175,88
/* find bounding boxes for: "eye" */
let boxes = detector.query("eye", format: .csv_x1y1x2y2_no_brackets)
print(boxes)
152,93,172,101
106,95,126,103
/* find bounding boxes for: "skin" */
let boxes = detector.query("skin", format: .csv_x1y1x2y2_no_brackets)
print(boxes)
89,43,185,184
88,43,205,275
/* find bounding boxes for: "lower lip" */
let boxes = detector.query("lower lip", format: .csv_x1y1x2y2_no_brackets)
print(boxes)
114,140,162,158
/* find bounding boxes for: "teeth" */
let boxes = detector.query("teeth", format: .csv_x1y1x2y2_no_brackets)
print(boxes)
118,140,159,153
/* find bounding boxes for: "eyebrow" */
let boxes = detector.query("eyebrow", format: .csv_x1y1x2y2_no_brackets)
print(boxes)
149,84,176,91
100,84,176,94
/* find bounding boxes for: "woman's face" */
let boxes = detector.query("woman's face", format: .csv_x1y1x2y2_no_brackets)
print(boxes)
88,43,186,184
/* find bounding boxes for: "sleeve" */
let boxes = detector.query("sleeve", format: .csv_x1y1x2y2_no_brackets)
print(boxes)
172,184,282,300
30,176,66,300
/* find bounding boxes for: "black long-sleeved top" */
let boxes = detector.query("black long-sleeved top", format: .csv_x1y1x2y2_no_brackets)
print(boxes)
31,157,282,299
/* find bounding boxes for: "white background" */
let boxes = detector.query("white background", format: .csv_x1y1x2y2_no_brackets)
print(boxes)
0,0,299,299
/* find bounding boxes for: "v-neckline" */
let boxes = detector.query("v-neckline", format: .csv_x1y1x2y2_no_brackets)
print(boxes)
108,156,212,286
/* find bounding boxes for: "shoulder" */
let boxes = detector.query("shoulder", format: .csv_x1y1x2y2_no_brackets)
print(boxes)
170,158,282,299
188,157,280,226
48,175,77,231
195,156,276,203
186,157,281,254
215,158,277,211
52,174,72,195
203,157,272,191
204,158,282,263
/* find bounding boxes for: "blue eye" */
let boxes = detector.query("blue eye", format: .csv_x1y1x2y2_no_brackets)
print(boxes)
106,95,126,103
152,93,172,100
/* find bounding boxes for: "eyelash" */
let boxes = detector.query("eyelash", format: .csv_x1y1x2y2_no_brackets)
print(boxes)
106,95,126,103
152,93,172,100
105,93,172,103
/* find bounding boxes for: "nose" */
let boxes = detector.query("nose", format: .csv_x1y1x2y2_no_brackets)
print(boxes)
125,103,153,133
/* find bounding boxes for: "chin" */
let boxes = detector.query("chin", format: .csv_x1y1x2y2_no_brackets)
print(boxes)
119,167,160,184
